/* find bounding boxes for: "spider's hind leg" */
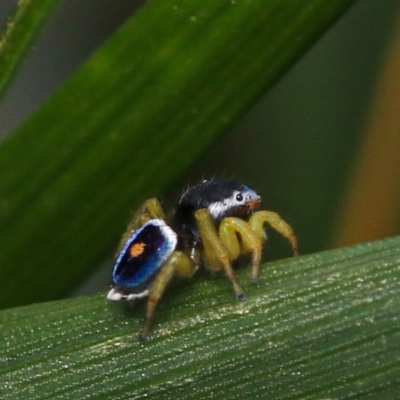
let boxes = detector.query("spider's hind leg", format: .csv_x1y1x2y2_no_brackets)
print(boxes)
140,251,196,340
117,198,166,255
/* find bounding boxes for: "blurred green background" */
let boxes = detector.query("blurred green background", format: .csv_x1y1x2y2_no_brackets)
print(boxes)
0,0,399,298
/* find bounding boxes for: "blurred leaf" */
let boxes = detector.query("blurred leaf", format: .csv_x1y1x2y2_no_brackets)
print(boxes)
1,236,399,399
332,14,400,248
0,0,60,97
0,0,356,309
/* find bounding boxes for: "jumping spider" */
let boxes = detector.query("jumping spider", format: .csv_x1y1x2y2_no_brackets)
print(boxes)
107,180,298,340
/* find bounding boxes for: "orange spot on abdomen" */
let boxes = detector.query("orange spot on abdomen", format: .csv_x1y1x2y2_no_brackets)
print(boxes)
129,242,146,257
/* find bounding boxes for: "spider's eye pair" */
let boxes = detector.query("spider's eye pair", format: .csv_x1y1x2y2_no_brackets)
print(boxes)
234,191,244,202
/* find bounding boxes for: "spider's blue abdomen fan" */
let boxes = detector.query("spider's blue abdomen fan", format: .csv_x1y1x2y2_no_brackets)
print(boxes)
108,219,177,301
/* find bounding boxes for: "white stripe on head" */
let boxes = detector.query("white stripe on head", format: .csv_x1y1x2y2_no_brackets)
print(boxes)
208,198,238,220
207,188,260,220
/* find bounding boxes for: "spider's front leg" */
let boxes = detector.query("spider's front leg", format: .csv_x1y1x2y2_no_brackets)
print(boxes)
248,210,298,280
195,209,246,300
140,251,196,340
195,208,298,288
218,216,264,283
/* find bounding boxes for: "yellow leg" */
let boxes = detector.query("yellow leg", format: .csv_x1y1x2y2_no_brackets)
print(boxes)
249,210,299,257
140,251,195,340
195,209,245,299
219,217,263,282
219,217,263,259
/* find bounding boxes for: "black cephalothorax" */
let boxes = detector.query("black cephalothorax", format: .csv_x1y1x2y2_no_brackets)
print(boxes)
173,180,261,243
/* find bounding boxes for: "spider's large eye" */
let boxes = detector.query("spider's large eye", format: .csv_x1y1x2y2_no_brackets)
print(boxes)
235,192,244,202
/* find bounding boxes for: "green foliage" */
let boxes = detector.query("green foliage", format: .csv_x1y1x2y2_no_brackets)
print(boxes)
0,0,356,309
6,1,397,398
0,0,60,96
1,236,399,399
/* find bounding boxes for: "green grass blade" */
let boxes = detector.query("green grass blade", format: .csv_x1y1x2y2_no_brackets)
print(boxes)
1,236,399,399
0,0,356,308
0,0,60,97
